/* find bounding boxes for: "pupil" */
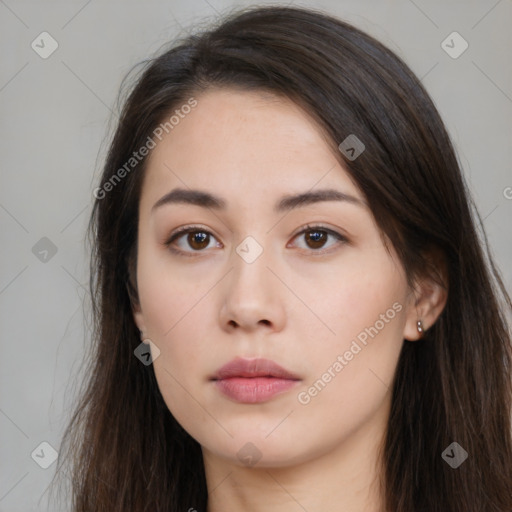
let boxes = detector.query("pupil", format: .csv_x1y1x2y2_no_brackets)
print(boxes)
189,232,208,249
307,230,326,248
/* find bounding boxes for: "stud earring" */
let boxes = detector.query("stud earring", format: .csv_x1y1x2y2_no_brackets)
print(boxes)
417,320,424,334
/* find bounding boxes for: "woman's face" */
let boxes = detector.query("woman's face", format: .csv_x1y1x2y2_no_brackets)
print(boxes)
133,88,419,468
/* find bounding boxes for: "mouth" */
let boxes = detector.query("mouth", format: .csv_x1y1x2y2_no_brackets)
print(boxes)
210,357,301,404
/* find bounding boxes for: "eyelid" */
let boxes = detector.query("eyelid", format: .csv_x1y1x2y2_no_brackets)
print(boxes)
165,224,218,243
291,223,347,240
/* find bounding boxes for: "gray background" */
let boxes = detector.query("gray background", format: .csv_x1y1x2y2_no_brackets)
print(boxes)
1,0,511,510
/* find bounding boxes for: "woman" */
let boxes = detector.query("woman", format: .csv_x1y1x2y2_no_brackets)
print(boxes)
52,5,512,511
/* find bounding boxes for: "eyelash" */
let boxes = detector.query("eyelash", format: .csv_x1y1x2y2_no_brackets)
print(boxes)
164,224,348,257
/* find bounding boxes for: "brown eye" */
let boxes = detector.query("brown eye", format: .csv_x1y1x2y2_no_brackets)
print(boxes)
292,225,348,253
187,231,210,250
165,226,221,255
304,229,328,249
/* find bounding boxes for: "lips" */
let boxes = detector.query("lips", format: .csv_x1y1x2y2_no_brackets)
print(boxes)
211,357,301,381
211,357,301,404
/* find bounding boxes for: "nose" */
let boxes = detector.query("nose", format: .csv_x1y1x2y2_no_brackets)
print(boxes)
219,248,286,334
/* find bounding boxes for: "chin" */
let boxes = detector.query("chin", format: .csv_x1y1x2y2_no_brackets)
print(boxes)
201,433,315,469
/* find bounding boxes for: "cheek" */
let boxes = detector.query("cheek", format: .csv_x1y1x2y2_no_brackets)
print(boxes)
291,246,407,343
294,251,407,400
136,240,212,335
138,273,210,370
137,262,213,426
135,251,214,420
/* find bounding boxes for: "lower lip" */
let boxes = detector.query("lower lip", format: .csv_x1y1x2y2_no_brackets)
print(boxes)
214,377,300,403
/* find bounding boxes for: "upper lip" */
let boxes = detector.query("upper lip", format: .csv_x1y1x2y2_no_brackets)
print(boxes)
211,357,301,380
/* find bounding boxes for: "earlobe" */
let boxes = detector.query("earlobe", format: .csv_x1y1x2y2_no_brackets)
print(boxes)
403,277,448,341
403,315,425,342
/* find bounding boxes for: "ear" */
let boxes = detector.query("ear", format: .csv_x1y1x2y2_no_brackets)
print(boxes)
132,301,147,337
126,249,147,335
403,248,448,341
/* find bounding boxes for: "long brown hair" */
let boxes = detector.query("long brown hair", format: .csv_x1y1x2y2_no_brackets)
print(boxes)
51,5,512,511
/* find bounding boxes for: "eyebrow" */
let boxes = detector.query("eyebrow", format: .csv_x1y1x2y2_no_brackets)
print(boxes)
151,187,366,213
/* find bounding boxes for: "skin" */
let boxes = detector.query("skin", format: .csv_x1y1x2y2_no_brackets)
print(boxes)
133,88,447,512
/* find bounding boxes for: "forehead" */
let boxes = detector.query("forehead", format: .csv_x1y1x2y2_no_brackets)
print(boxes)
141,87,363,206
